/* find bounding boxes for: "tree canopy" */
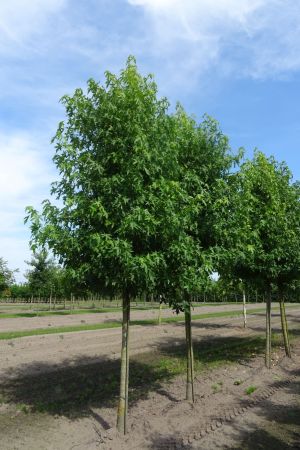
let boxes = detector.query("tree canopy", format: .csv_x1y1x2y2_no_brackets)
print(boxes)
26,56,183,299
214,151,300,291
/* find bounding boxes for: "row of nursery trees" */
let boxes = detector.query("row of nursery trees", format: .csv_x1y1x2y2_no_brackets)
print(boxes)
5,250,300,302
2,251,300,302
25,57,300,434
0,252,73,299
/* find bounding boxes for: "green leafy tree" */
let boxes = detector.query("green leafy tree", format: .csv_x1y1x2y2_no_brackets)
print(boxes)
160,110,239,401
25,250,57,298
25,57,184,434
215,152,300,367
0,258,16,296
9,283,31,299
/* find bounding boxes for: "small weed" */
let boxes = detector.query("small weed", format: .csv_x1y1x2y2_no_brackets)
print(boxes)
59,335,64,340
234,379,243,385
245,385,257,395
212,381,223,393
17,403,30,414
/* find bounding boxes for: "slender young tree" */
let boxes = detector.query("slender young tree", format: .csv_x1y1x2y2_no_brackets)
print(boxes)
160,110,239,401
25,57,182,434
214,152,300,367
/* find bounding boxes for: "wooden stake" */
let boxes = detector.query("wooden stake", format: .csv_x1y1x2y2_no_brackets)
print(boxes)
265,292,272,369
280,297,291,358
185,304,195,402
117,293,130,434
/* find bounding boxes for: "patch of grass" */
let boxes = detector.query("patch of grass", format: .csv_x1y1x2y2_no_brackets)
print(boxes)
0,304,171,319
17,403,30,414
0,308,121,319
0,322,122,340
211,381,223,393
245,385,257,395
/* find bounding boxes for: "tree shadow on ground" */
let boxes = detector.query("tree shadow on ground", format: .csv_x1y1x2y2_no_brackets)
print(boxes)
190,320,241,330
233,428,300,450
254,372,300,427
155,334,267,367
225,368,300,450
148,433,192,450
0,354,173,420
0,330,295,429
0,334,267,420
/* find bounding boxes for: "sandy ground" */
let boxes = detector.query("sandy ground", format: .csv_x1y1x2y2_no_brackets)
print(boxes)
0,303,279,332
0,306,299,449
0,306,299,380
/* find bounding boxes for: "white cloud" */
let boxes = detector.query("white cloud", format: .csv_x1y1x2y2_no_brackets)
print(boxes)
128,0,300,82
0,133,53,201
0,0,67,54
0,236,30,282
0,131,55,280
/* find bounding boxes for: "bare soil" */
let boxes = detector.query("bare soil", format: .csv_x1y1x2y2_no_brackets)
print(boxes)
0,302,273,332
0,306,299,379
0,306,299,449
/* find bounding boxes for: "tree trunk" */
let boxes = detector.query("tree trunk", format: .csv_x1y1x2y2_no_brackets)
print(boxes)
280,297,291,358
185,304,195,402
265,292,272,369
242,288,247,328
117,293,130,434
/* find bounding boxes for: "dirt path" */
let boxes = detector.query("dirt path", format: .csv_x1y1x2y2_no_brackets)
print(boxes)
0,324,299,449
0,302,279,332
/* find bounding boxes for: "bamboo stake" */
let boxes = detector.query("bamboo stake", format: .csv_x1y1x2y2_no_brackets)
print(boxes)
242,288,247,328
265,292,272,369
158,299,162,325
185,304,195,402
49,287,52,311
117,293,130,434
280,297,291,358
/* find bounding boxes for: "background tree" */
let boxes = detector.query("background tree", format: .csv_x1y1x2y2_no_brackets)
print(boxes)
9,283,31,299
214,151,300,367
0,258,16,297
25,250,57,299
160,110,240,401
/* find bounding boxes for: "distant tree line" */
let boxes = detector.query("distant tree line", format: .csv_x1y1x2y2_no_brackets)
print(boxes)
2,254,300,303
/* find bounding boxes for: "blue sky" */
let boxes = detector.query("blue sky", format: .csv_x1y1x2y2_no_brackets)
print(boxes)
1,0,300,281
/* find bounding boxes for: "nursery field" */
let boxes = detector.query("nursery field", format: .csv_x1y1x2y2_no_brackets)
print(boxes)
0,303,299,449
0,301,282,335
